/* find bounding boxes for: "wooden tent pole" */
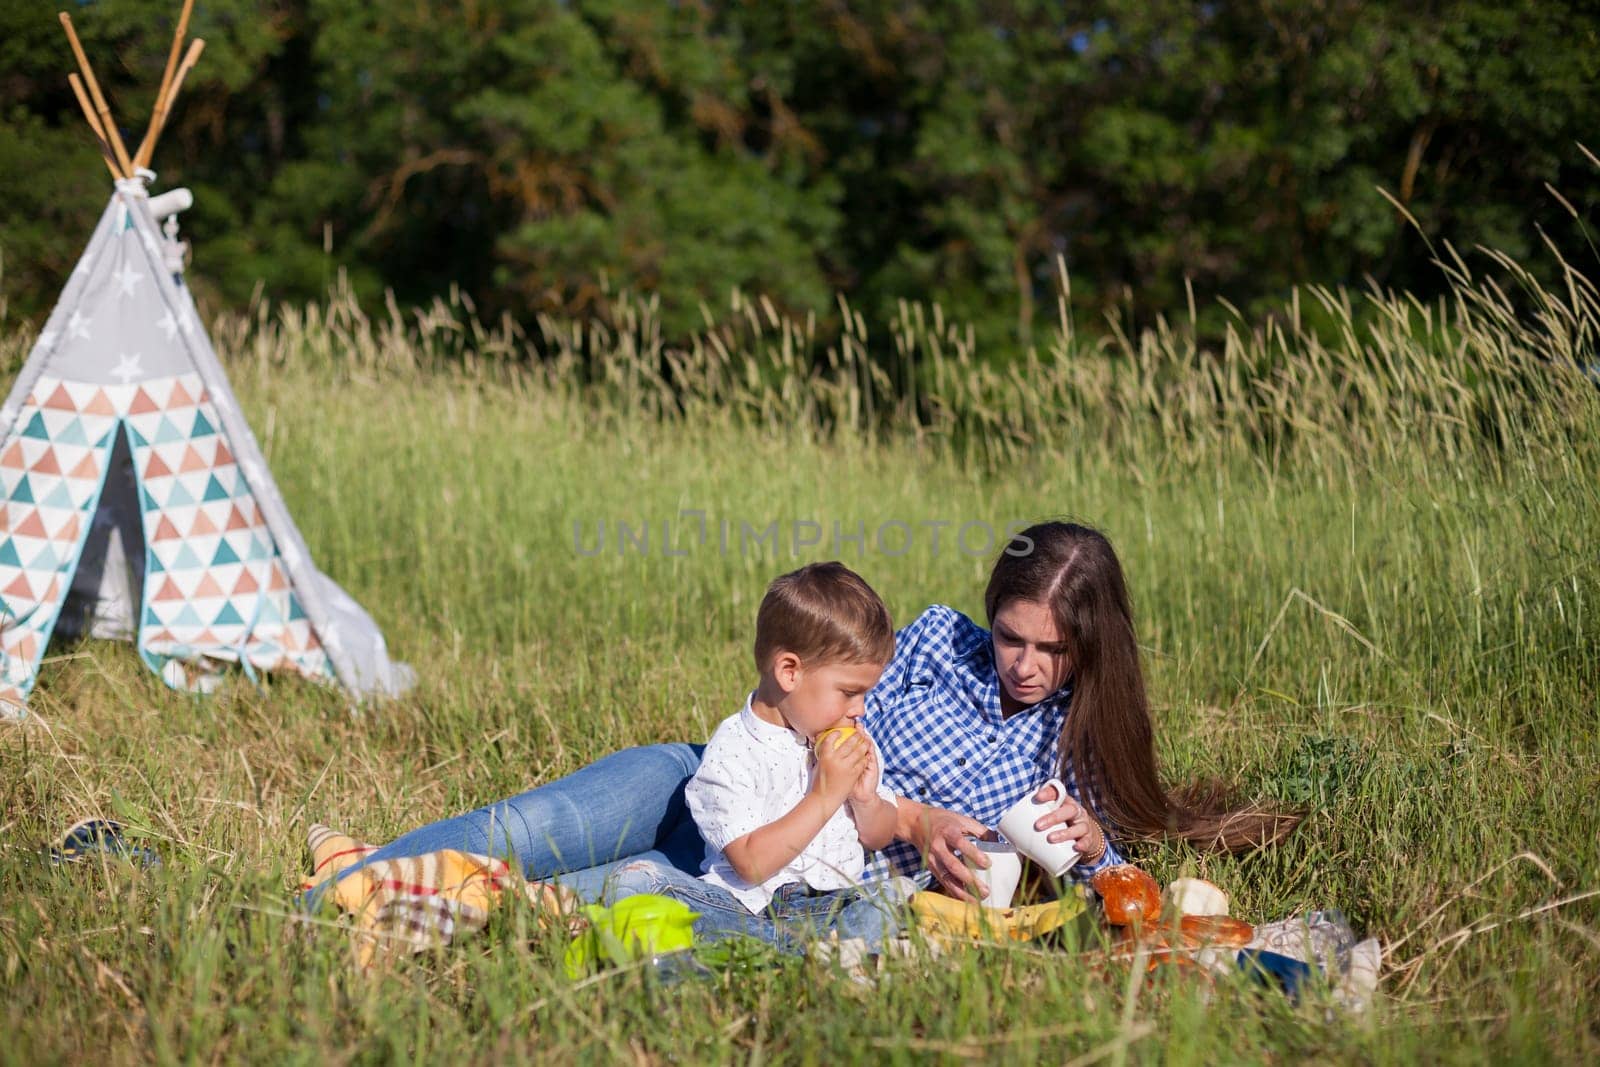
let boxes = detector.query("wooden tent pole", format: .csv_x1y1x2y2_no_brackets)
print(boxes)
68,73,121,179
58,12,134,178
142,38,205,165
134,0,195,170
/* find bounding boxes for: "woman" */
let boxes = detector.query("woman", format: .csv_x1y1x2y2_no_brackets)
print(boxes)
307,521,1296,906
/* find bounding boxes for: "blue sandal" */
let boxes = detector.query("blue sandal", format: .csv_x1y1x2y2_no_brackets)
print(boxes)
49,819,161,868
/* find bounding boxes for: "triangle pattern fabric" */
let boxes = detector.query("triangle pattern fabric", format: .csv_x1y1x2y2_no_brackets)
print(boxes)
124,371,335,684
0,180,413,716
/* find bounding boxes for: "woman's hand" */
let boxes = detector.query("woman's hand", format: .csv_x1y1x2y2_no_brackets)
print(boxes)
1028,781,1106,861
900,800,991,901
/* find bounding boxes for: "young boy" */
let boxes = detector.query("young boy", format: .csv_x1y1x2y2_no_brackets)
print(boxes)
602,561,909,951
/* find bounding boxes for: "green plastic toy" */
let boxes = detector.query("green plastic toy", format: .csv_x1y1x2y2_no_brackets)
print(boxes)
563,894,699,978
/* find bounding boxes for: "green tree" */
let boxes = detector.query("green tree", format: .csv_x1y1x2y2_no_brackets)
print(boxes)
1,1,1595,355
289,0,840,330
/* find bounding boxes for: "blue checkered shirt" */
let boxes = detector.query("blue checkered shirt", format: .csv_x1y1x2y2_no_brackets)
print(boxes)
860,605,1125,883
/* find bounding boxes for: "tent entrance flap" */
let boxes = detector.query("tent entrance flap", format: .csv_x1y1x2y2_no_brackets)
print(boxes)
0,389,124,710
57,424,145,641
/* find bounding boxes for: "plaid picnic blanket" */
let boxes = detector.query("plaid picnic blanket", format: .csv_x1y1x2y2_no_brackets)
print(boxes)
301,824,574,969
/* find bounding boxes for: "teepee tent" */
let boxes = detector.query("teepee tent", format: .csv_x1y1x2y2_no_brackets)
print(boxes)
0,8,413,715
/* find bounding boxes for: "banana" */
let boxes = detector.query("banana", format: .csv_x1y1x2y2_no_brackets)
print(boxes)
910,889,1088,943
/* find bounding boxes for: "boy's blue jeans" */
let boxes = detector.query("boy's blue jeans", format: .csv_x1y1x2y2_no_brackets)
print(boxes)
602,859,913,953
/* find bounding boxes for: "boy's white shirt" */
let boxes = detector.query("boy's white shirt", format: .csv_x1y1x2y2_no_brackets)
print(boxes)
685,693,899,913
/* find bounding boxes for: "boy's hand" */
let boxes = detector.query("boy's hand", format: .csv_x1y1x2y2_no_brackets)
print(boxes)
845,730,881,806
812,728,869,806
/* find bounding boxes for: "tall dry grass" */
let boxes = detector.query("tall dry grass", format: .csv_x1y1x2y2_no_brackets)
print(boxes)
189,237,1600,480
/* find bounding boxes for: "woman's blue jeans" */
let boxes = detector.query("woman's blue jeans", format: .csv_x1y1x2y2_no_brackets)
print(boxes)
303,743,708,909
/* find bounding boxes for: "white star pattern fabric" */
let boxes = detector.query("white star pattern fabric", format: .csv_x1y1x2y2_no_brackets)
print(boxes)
686,694,899,913
113,262,143,297
111,353,144,384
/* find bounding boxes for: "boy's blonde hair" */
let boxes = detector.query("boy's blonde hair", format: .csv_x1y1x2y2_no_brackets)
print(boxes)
754,562,894,671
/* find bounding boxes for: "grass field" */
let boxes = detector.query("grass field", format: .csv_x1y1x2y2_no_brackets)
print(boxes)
0,249,1597,1063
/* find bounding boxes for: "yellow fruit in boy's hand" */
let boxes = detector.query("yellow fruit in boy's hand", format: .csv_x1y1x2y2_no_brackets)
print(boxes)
817,726,858,750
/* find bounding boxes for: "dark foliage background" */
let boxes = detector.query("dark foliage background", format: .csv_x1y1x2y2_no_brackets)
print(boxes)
3,1,1597,347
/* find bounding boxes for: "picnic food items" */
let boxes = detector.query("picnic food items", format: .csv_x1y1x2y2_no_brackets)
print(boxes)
1110,915,1252,949
816,725,858,748
1109,913,1256,977
910,889,1087,942
1178,914,1254,948
1163,877,1230,917
1091,864,1162,926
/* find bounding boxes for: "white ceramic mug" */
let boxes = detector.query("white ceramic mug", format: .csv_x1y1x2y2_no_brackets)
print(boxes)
997,777,1080,877
963,840,1022,909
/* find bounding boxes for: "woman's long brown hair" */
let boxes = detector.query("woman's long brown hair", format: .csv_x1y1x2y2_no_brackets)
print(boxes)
984,521,1300,853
